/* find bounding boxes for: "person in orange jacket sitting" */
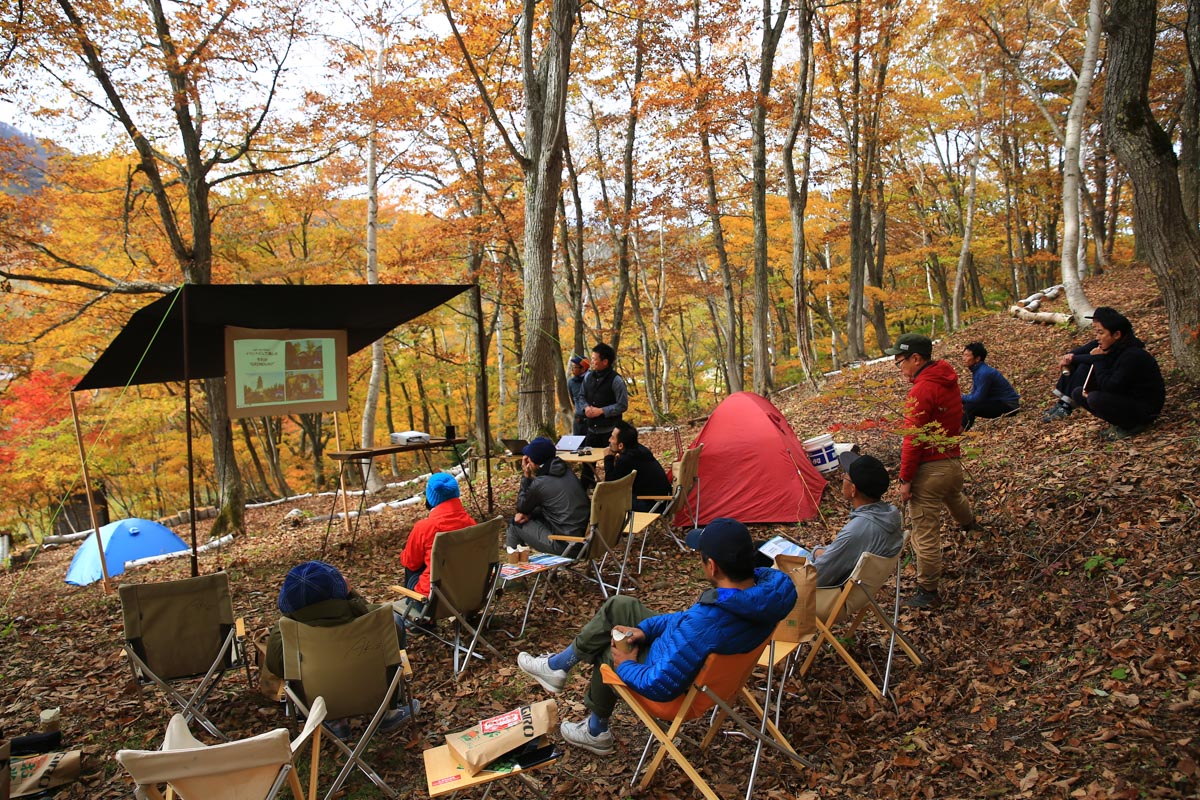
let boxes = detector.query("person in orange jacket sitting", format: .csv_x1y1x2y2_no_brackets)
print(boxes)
400,472,477,600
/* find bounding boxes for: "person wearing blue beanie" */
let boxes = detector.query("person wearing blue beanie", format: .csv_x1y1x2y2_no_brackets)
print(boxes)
401,472,477,598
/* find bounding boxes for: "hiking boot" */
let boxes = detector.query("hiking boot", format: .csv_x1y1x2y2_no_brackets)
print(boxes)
960,519,986,533
380,699,421,732
517,652,568,694
559,718,615,756
1100,423,1149,441
1040,402,1073,422
903,589,942,609
326,718,351,740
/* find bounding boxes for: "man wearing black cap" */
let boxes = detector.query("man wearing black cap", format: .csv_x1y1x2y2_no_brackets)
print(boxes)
808,452,903,587
885,332,977,609
506,436,589,556
515,518,796,756
1040,307,1164,440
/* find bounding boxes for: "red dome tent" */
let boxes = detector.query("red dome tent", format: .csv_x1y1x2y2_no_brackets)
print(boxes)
675,392,827,525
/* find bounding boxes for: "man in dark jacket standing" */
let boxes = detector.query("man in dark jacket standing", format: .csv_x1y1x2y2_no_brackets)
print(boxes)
886,333,977,609
960,342,1020,431
1040,307,1164,440
516,518,795,755
506,437,589,556
580,342,628,489
604,422,671,512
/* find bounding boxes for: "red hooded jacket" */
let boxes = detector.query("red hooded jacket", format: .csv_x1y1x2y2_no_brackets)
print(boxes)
400,497,477,596
899,359,963,482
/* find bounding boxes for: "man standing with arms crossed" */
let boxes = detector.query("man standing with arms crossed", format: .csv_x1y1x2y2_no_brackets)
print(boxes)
885,333,979,609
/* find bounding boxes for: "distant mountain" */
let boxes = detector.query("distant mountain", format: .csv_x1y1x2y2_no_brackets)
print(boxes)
0,121,49,195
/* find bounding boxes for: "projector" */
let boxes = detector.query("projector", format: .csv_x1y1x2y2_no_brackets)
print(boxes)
390,431,431,445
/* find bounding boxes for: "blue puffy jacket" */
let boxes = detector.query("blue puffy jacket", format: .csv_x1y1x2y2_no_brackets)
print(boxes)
615,567,797,702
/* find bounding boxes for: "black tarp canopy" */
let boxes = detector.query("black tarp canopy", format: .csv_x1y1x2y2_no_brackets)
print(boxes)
75,283,472,390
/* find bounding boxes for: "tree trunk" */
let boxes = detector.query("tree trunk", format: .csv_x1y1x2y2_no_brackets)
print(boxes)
361,110,387,491
1181,0,1200,226
750,0,788,394
1062,0,1102,325
1103,0,1200,381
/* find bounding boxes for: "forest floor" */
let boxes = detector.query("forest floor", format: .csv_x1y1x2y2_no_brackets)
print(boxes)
2,263,1198,799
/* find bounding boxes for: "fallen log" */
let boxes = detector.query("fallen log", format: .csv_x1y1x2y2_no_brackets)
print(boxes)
1010,305,1072,325
1017,284,1065,312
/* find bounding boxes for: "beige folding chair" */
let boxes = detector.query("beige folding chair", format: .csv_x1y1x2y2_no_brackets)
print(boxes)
799,547,925,701
392,516,505,677
115,696,326,800
633,443,703,573
504,472,636,638
119,572,250,741
600,640,810,800
280,606,414,800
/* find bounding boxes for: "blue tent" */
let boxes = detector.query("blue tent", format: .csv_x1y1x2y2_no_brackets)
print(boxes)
65,518,189,586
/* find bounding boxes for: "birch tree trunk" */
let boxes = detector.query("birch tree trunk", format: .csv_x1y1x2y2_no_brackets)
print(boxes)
1062,0,1102,325
361,97,387,491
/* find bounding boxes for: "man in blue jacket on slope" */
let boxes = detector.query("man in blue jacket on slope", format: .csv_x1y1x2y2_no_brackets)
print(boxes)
517,517,797,755
960,341,1020,431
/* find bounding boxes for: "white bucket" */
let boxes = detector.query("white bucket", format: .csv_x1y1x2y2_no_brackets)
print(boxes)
802,434,839,474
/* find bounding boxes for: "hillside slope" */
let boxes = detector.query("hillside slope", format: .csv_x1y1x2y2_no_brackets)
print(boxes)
1,263,1196,799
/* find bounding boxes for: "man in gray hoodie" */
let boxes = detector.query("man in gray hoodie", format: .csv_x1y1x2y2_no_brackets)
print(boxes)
507,437,590,555
810,451,903,587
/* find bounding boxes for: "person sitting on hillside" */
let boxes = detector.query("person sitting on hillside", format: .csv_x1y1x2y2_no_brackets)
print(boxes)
265,560,418,738
1040,307,1165,440
960,342,1020,431
515,517,795,755
603,422,671,512
506,437,590,556
400,472,477,602
808,451,903,587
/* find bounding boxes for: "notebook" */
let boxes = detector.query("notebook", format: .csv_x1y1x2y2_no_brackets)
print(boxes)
555,435,586,452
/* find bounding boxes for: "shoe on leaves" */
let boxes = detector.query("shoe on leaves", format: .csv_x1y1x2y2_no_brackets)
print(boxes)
380,699,421,733
1040,403,1072,423
517,652,568,694
560,718,615,756
903,589,942,610
1100,423,1148,441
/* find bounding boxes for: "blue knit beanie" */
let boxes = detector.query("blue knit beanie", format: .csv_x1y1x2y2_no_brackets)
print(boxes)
523,437,556,466
278,560,348,614
426,472,460,507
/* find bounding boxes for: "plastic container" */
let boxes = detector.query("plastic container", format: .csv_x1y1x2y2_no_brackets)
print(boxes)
801,434,838,474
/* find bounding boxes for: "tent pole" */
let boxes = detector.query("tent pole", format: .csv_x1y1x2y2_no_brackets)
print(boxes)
183,286,199,577
474,284,494,514
333,413,354,541
69,392,111,593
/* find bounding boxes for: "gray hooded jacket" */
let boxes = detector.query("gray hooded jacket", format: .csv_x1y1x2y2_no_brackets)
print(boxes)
515,457,590,535
812,501,903,587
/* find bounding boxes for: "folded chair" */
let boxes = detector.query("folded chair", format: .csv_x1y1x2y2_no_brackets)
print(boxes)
506,472,636,637
798,547,926,701
119,572,250,740
632,443,703,573
392,516,505,677
280,605,414,800
600,640,810,800
115,696,326,800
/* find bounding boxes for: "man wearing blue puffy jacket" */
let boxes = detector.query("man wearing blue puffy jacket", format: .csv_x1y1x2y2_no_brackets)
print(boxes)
517,518,797,755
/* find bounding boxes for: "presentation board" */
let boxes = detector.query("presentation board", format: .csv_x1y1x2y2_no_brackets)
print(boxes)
224,327,348,419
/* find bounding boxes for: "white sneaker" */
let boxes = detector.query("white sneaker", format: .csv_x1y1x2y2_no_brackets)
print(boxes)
560,718,614,755
517,652,568,694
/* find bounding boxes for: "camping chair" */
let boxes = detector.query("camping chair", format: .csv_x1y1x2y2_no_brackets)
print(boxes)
755,555,819,729
115,696,327,800
119,572,251,741
280,605,414,800
798,546,926,701
391,516,505,677
506,472,636,638
632,443,703,573
600,640,810,800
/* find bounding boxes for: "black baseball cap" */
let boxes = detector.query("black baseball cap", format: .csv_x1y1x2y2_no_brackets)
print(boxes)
686,517,772,570
884,333,933,359
838,451,890,500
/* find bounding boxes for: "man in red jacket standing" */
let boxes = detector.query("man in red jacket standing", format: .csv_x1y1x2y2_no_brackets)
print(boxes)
886,333,977,609
401,472,477,598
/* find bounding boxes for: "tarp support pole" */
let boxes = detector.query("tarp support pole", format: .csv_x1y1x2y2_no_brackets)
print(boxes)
183,286,199,577
69,391,111,593
474,284,494,514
